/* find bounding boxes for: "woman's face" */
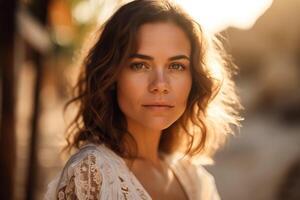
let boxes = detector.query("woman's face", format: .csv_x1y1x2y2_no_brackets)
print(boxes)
116,22,192,132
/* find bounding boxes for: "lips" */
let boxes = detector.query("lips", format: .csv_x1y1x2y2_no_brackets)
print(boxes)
142,103,174,110
142,105,174,108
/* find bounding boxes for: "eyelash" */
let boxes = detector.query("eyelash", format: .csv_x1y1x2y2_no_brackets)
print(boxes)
169,63,186,71
129,62,149,71
129,62,186,71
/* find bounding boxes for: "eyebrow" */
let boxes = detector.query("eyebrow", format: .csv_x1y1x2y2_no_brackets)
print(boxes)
129,53,190,61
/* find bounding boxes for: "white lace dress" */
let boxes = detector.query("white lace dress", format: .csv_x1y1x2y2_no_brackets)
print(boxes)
44,143,220,200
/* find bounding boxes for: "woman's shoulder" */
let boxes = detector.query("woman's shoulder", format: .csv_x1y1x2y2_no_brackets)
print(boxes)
65,143,106,162
63,143,122,168
163,153,221,200
59,143,124,181
184,160,221,200
165,152,215,178
44,143,122,200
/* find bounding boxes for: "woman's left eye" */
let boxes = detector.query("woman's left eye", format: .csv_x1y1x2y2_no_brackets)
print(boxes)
169,63,185,71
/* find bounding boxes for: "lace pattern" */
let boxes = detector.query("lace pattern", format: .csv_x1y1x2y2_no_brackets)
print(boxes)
44,143,220,200
57,154,102,200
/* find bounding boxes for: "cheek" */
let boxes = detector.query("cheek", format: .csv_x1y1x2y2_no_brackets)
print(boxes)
116,74,145,113
117,81,132,113
174,75,192,105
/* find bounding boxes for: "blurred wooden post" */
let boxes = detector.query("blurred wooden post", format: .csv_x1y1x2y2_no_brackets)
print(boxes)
0,0,17,199
25,0,49,199
25,52,43,200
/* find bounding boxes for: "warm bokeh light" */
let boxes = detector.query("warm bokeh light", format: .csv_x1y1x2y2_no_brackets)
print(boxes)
72,0,121,25
174,0,274,33
72,0,273,33
72,1,95,24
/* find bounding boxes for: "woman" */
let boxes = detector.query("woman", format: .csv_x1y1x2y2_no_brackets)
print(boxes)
45,0,242,199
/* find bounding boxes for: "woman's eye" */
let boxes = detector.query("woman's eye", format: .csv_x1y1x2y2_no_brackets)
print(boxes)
129,62,149,71
169,63,185,71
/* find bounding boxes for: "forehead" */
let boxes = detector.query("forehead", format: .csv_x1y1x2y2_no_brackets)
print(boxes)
135,22,191,56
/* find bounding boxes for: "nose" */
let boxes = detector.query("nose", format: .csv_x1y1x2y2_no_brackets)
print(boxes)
148,69,170,94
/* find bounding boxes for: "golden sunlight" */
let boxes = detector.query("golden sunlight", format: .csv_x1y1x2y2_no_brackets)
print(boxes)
174,0,274,33
72,0,273,33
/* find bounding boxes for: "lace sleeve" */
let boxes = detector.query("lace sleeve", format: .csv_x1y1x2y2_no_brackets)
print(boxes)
56,154,102,200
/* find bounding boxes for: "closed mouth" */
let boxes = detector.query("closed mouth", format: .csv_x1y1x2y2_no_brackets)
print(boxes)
142,105,174,108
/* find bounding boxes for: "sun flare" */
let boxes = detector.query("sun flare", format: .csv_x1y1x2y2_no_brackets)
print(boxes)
174,0,273,33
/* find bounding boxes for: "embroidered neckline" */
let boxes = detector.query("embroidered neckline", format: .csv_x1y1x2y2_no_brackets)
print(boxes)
84,143,191,200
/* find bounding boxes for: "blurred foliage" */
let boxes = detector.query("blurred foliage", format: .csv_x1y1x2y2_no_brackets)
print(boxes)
48,0,123,59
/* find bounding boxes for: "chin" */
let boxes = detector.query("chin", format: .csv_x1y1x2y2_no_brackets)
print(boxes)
142,118,176,131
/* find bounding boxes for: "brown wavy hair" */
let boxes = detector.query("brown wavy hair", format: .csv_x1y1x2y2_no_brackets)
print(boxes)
64,0,242,162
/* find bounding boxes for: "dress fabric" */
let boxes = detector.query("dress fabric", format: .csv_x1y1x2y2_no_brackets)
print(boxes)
44,143,221,200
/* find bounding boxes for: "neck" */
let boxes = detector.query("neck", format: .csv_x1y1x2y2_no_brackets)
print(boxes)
125,124,162,167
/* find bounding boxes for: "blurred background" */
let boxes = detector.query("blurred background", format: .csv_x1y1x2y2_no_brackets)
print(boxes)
0,0,299,199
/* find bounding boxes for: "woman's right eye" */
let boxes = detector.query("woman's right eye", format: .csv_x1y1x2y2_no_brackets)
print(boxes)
129,62,149,71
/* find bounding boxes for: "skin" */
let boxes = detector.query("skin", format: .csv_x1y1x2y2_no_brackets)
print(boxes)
116,22,191,199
